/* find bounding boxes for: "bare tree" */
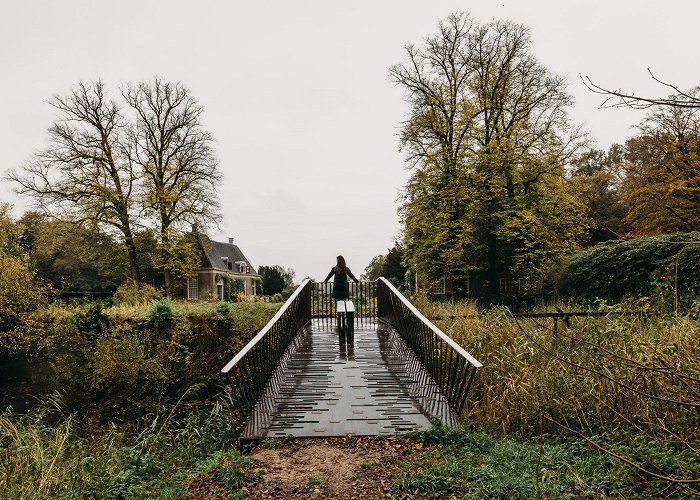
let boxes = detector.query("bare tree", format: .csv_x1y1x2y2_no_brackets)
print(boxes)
8,81,142,286
122,78,222,291
583,69,700,109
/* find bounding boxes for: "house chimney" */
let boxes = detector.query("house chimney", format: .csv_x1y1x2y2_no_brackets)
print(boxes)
228,237,234,245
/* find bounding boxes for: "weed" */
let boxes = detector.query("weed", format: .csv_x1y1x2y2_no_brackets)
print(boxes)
218,462,250,489
307,476,323,486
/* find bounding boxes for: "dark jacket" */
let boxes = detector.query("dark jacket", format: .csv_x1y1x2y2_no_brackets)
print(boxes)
323,266,358,300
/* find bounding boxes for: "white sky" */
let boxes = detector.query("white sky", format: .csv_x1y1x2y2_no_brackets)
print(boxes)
1,0,697,281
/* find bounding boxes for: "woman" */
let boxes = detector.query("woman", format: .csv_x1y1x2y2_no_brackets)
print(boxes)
323,255,359,300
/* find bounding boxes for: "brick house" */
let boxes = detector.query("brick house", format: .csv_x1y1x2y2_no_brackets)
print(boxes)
186,234,258,300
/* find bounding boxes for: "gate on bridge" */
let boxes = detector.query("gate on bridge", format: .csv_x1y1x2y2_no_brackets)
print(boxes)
221,278,481,440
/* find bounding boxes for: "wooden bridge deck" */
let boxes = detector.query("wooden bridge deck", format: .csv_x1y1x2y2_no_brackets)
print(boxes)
240,318,457,440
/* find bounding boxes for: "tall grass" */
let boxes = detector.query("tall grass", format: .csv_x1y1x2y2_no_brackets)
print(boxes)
419,297,700,494
0,391,246,499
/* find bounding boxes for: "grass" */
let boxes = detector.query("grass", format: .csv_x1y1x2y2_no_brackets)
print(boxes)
4,297,700,497
410,297,700,496
307,476,324,486
393,426,657,499
107,298,281,324
0,393,248,499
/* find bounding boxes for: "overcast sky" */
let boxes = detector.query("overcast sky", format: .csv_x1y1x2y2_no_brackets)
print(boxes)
1,1,697,281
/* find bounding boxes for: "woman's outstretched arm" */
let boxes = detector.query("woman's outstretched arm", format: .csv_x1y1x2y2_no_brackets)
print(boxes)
347,268,359,282
322,267,336,283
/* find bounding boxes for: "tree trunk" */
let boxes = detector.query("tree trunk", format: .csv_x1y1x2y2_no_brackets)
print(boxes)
124,230,142,287
160,227,172,295
487,234,500,297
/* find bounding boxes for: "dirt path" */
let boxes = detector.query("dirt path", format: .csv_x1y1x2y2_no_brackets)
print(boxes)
186,436,422,499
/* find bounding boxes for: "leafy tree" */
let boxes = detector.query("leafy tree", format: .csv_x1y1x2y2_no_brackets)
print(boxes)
619,99,700,235
258,265,286,295
275,265,296,288
0,203,23,258
391,13,586,296
8,81,143,286
362,243,407,288
122,78,222,292
568,146,628,243
0,207,46,344
362,255,385,282
26,217,116,293
97,228,159,287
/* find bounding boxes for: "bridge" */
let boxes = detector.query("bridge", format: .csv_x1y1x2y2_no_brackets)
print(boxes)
221,278,482,440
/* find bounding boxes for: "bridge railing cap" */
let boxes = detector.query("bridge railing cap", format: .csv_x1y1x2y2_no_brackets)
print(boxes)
221,278,312,374
378,277,483,368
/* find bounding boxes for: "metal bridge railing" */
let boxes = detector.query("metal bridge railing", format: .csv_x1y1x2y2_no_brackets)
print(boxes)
221,278,312,418
312,281,377,328
376,277,482,416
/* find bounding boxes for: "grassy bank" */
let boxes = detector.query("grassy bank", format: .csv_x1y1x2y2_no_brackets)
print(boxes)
0,402,674,499
3,298,699,497
0,394,249,499
2,300,281,417
416,298,700,495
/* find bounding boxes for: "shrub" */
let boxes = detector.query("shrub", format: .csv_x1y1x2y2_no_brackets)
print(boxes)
0,253,46,345
72,302,109,345
90,327,167,412
559,232,700,303
215,301,231,316
149,298,174,328
113,282,162,306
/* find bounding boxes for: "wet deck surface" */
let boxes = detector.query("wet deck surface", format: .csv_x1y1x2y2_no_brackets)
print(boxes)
241,318,457,440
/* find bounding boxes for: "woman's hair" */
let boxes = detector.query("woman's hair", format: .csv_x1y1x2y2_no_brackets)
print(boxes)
336,255,347,274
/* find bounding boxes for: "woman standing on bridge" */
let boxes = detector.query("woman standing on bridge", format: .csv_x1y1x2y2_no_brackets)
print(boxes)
323,255,359,300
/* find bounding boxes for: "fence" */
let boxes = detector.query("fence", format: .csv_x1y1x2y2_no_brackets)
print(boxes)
221,279,312,418
311,280,377,328
376,277,482,416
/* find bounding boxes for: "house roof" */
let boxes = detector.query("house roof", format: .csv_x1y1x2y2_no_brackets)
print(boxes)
197,234,258,275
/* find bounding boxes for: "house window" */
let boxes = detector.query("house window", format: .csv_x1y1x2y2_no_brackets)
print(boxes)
432,277,445,295
217,283,224,301
499,278,507,293
245,265,250,274
187,278,198,300
239,262,245,273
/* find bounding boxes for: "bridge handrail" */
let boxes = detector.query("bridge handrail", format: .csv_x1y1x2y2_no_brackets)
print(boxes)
378,277,482,368
221,278,312,374
377,277,482,416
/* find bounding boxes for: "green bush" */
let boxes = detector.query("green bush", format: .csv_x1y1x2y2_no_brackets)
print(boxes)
6,299,278,416
90,326,167,412
0,252,46,354
149,298,174,328
215,301,231,316
72,301,109,345
559,232,700,303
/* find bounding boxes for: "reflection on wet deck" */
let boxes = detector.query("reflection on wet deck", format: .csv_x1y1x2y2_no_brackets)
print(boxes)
241,318,457,439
